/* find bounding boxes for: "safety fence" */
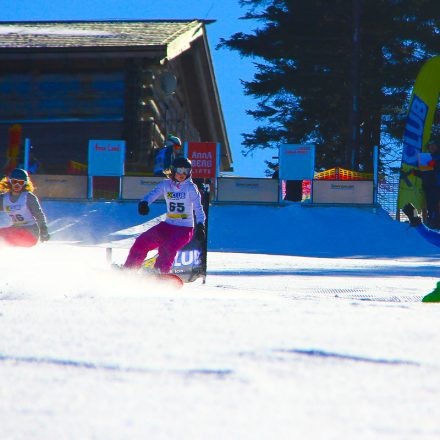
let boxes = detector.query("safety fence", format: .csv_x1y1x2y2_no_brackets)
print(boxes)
315,167,373,181
377,175,400,219
30,170,401,218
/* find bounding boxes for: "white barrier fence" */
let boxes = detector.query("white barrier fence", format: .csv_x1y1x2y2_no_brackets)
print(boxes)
31,175,375,205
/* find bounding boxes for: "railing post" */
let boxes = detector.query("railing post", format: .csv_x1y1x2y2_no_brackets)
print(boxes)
373,145,379,205
24,138,31,171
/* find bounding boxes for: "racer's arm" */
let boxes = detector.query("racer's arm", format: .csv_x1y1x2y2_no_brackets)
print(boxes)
142,181,166,205
26,193,48,231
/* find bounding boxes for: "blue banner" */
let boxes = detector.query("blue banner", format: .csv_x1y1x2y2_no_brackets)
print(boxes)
279,144,315,180
88,140,125,176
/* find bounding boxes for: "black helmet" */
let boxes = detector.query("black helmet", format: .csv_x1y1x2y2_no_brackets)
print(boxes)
10,168,29,181
171,156,192,170
170,157,192,180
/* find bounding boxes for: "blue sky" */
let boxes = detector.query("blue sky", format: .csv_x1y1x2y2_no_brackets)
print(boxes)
2,0,275,177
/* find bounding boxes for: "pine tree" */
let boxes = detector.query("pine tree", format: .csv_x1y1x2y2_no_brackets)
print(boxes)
218,0,440,171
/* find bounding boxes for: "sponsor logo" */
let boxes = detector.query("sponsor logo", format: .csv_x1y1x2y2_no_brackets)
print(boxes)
191,152,213,159
236,182,259,188
190,151,213,168
330,184,354,190
94,143,121,152
5,205,22,212
173,249,201,267
285,147,311,154
45,179,68,183
166,191,185,200
402,95,428,165
190,149,216,177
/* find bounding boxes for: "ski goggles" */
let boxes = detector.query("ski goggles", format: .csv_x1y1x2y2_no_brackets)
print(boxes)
10,179,26,186
174,167,190,175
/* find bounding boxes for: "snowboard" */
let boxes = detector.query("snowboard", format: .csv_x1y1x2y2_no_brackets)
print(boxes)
111,264,184,289
151,273,184,289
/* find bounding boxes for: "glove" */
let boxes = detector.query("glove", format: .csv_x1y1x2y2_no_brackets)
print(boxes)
138,201,149,216
194,223,205,241
40,225,50,242
402,203,422,227
40,232,50,242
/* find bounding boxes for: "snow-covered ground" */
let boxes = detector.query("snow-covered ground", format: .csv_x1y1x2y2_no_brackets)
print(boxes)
2,200,440,439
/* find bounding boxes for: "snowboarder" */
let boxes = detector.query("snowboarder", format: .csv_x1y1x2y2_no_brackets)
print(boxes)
403,202,440,302
123,157,206,274
0,168,49,247
411,140,440,229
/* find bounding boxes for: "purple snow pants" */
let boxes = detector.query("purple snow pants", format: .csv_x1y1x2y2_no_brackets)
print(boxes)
124,221,194,273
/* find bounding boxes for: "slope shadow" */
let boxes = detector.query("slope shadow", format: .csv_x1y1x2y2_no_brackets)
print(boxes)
276,348,419,366
207,264,440,278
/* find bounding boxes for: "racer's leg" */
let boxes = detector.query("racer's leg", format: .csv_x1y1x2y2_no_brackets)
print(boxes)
154,224,193,273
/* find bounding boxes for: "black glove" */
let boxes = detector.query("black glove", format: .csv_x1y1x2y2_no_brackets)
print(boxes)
402,203,422,227
138,201,150,216
195,223,205,241
40,225,50,242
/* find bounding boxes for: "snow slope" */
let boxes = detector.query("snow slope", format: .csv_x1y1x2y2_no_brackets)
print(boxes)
1,200,440,440
42,199,440,258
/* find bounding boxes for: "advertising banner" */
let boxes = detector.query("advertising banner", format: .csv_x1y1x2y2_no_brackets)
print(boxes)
398,56,440,210
186,142,219,179
88,140,125,176
122,176,164,199
217,177,279,202
4,124,22,175
32,175,87,199
312,180,374,204
279,144,315,180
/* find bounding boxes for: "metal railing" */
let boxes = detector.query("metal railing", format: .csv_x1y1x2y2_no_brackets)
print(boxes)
377,175,400,219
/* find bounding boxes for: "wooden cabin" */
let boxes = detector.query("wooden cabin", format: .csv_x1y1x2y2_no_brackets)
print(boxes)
0,20,232,175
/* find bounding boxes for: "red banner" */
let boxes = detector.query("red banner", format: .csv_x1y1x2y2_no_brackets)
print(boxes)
4,124,22,174
187,142,218,179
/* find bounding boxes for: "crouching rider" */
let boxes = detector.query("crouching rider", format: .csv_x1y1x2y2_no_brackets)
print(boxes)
123,157,206,274
403,202,440,302
0,168,50,247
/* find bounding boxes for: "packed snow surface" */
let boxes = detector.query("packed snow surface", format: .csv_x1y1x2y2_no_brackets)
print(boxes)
1,200,440,439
